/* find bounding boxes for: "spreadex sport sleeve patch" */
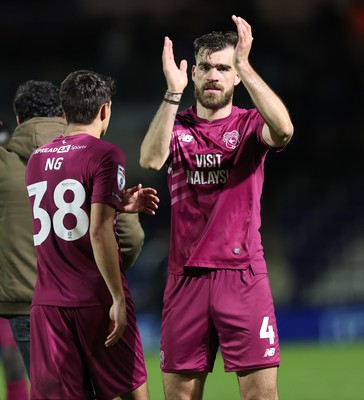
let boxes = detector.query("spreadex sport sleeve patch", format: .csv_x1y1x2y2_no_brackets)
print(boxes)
91,145,126,211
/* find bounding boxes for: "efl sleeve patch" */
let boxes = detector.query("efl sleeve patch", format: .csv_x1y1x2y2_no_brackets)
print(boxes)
117,165,126,191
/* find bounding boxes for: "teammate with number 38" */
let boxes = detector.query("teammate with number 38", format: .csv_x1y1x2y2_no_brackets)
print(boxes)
26,70,158,400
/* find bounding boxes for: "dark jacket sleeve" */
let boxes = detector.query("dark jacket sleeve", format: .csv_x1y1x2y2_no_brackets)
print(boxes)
116,213,145,270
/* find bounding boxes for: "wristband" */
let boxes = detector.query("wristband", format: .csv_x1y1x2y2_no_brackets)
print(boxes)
166,90,183,96
163,98,180,105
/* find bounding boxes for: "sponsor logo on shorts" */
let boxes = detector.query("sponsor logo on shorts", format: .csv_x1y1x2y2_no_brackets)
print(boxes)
263,348,276,357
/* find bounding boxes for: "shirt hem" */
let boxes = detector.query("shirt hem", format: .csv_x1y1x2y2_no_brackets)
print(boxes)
168,260,267,275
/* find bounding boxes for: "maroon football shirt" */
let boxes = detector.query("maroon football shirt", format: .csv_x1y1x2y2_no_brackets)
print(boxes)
26,133,126,307
166,106,270,274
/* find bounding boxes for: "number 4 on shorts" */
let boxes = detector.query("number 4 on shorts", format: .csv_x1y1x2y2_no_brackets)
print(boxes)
259,316,275,345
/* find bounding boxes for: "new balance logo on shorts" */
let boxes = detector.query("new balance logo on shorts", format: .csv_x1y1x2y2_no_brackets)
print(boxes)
263,348,276,357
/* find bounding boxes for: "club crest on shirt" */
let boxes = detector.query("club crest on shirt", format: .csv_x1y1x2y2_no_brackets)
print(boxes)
222,130,240,149
117,165,125,191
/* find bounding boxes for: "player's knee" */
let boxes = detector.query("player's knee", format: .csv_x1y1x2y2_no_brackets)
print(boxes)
243,389,278,400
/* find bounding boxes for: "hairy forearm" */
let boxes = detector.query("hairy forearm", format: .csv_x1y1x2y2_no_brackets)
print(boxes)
140,93,181,170
238,62,294,143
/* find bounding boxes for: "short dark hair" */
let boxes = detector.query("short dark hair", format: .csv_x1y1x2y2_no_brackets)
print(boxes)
13,80,63,123
193,31,238,58
60,70,116,125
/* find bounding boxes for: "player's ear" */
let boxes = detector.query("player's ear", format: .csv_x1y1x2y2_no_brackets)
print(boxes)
100,103,108,121
191,65,196,82
234,74,241,86
16,115,22,125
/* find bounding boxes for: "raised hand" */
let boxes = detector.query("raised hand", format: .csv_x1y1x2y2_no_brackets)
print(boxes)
231,15,253,69
122,184,159,215
162,36,188,93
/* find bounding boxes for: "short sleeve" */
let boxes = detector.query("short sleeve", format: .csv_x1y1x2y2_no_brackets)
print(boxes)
245,109,266,147
91,145,126,211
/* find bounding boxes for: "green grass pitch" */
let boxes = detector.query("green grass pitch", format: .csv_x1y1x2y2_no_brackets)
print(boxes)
145,342,364,400
1,342,363,399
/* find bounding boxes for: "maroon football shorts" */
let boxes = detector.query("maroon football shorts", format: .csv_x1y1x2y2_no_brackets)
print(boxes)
160,267,280,373
30,300,147,399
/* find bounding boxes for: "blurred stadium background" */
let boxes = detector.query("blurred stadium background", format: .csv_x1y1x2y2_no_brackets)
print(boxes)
1,0,364,398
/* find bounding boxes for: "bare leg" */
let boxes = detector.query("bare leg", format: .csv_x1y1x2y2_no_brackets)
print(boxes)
237,366,278,400
162,372,208,400
118,382,150,400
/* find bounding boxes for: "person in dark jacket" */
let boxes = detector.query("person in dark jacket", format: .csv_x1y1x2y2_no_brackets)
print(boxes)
0,80,145,378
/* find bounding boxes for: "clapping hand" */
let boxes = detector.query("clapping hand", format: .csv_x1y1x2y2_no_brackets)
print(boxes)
231,15,253,68
162,36,188,93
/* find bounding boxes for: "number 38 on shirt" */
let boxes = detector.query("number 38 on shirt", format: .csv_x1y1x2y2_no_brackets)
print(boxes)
27,179,89,246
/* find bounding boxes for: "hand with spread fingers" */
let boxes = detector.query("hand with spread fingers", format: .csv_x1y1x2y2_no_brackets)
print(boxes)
122,184,159,215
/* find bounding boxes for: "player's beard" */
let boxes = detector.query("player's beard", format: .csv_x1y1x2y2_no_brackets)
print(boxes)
194,84,234,111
